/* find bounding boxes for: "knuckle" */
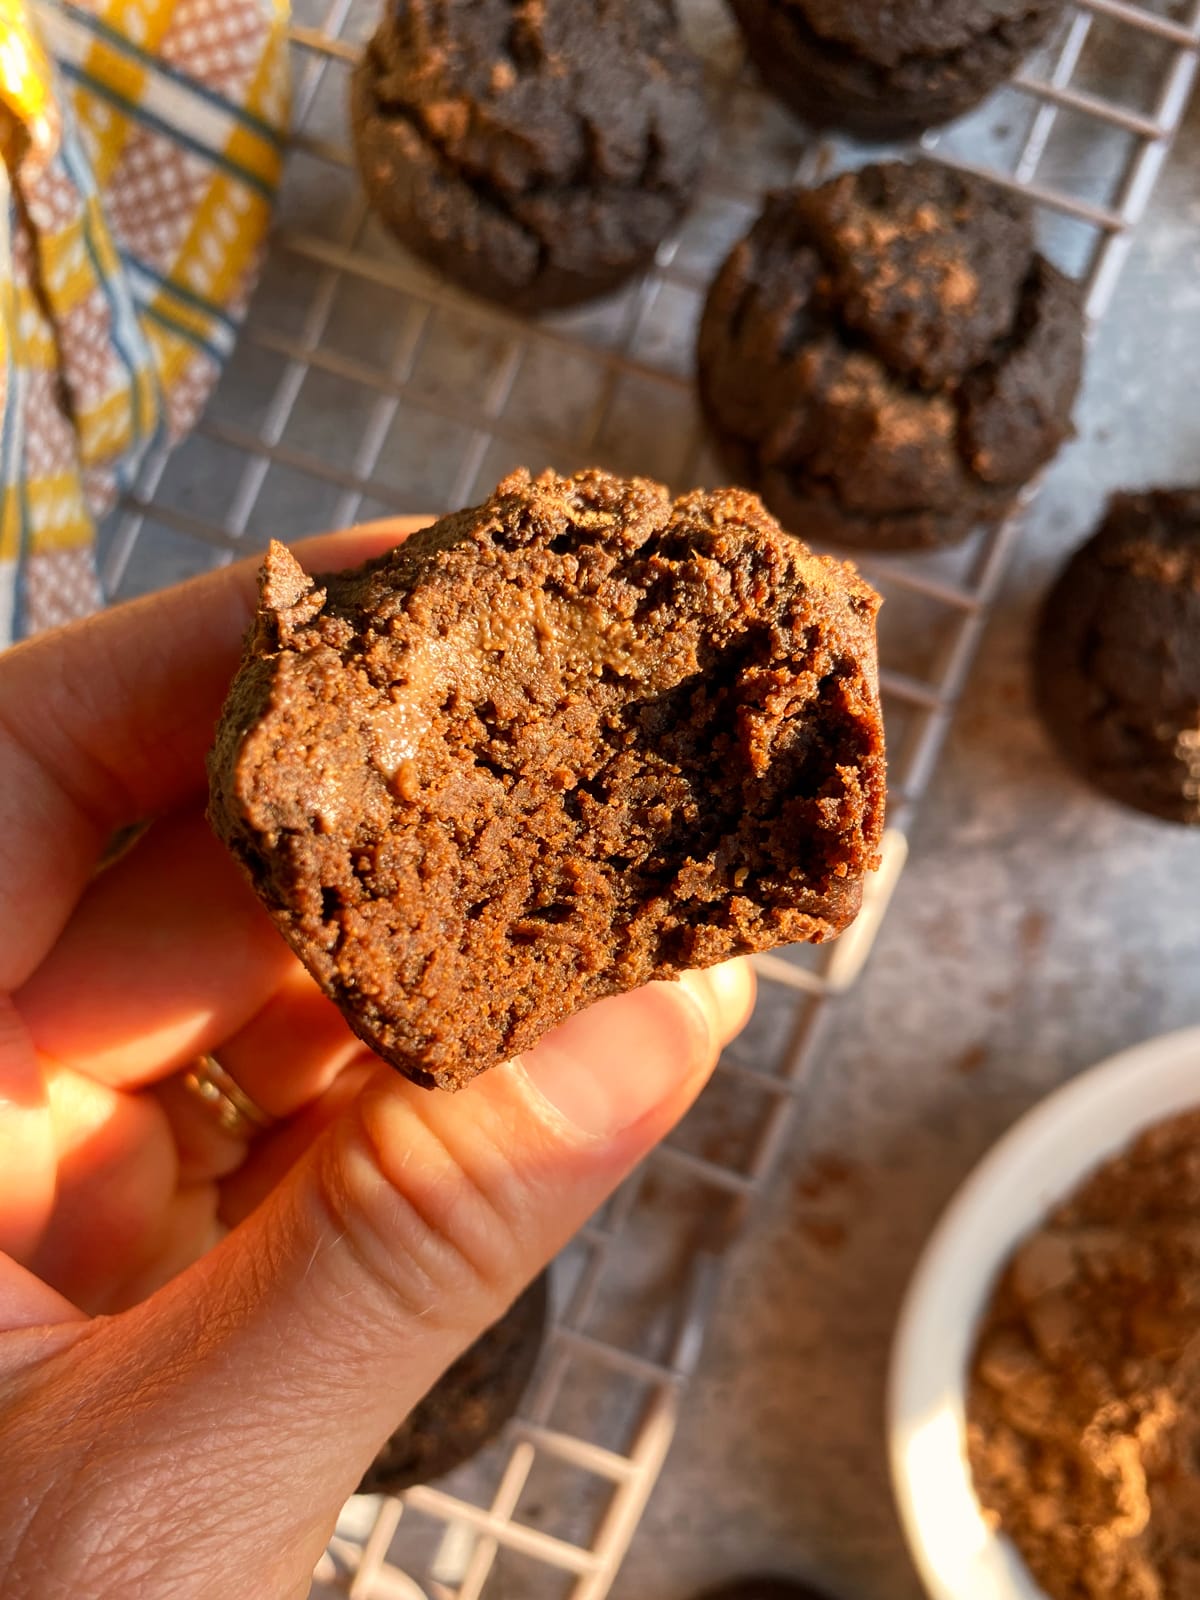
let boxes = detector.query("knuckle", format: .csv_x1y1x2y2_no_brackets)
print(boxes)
310,1087,528,1332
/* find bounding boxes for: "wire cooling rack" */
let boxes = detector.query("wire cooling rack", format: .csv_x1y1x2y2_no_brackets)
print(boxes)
100,2,1200,1595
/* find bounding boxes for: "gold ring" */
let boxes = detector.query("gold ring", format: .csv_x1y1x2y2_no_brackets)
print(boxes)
181,1054,275,1140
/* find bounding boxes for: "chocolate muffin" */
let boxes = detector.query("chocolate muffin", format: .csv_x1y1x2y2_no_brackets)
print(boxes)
350,0,707,312
729,0,1067,139
698,161,1085,552
1034,489,1200,824
208,468,885,1091
360,1271,549,1495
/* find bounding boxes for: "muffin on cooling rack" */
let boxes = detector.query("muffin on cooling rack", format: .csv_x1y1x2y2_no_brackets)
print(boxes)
728,0,1067,139
697,160,1086,552
349,0,707,312
1034,488,1200,825
360,1272,549,1494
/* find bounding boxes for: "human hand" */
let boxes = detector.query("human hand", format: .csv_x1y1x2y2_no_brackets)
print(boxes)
0,523,754,1600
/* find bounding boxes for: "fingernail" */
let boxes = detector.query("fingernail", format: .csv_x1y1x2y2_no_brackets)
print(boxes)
702,958,756,1046
520,982,714,1139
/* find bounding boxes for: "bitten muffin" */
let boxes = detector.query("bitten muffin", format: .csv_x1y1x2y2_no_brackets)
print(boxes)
729,0,1066,139
349,0,707,312
208,468,885,1091
360,1272,549,1495
698,161,1085,552
1034,488,1200,824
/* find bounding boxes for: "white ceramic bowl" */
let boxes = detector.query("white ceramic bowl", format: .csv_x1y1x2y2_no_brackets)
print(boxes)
888,1024,1200,1600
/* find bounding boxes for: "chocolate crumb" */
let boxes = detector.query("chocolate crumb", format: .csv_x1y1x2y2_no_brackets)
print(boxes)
796,1151,857,1201
799,1217,848,1254
1018,907,1050,957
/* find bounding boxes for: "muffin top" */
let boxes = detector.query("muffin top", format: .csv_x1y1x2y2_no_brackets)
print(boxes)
362,0,705,198
786,0,1056,65
351,0,708,307
698,161,1085,549
1035,488,1200,824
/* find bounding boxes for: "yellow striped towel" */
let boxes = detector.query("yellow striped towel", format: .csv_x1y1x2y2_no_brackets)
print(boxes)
0,0,289,642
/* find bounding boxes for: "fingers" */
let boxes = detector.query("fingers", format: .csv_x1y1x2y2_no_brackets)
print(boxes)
691,958,758,1047
0,999,54,1262
103,1184,223,1312
152,971,367,1184
517,966,752,1138
208,964,365,1119
23,1063,179,1312
0,518,429,992
0,1256,84,1333
216,1057,377,1227
215,962,755,1225
0,964,750,1599
154,1076,252,1185
16,811,297,1089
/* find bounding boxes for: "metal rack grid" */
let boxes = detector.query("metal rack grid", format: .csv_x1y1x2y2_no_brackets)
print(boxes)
100,2,1200,1595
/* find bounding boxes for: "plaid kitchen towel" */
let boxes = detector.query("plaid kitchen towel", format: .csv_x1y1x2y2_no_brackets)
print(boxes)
0,0,289,643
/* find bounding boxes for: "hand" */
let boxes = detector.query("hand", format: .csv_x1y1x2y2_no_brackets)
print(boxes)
0,523,754,1600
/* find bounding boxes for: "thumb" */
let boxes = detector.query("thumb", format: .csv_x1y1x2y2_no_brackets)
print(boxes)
4,963,752,1600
